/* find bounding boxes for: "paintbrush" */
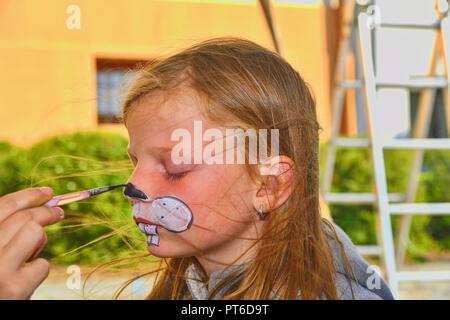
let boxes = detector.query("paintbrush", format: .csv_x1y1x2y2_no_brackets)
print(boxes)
44,184,128,207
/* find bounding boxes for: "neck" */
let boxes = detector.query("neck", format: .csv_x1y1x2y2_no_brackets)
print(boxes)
195,221,265,277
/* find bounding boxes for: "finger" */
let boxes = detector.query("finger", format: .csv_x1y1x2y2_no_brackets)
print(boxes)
0,257,50,300
19,258,50,298
29,206,64,226
2,221,46,269
0,206,63,248
0,187,53,223
28,232,48,262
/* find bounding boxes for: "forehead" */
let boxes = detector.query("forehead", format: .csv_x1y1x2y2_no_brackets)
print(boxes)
125,87,208,150
127,86,204,123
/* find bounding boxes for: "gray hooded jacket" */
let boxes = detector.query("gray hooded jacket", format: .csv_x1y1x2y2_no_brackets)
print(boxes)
184,222,395,300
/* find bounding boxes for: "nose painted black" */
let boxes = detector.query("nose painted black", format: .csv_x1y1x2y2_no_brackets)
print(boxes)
123,182,148,200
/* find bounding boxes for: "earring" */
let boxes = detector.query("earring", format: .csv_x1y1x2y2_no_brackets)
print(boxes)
257,204,266,220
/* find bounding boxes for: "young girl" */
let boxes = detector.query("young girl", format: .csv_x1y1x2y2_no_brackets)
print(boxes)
120,37,394,300
0,37,393,301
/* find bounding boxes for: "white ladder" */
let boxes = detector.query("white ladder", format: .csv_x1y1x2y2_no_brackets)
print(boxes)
358,5,450,298
322,0,388,257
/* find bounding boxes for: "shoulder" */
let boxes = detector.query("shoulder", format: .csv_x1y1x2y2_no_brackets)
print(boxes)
322,221,395,300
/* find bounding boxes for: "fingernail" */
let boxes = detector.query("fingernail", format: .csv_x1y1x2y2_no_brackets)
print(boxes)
52,207,65,219
39,187,53,196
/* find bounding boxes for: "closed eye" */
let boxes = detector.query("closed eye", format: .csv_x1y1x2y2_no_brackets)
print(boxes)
164,162,195,181
165,170,188,181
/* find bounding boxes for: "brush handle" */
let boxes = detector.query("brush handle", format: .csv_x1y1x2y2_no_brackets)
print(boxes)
44,190,90,207
44,184,127,207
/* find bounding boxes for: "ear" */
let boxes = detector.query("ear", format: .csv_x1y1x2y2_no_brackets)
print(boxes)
252,155,295,215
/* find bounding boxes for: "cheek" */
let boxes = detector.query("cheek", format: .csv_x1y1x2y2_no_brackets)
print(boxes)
184,165,255,222
170,211,249,253
181,168,256,241
146,218,238,258
148,165,257,256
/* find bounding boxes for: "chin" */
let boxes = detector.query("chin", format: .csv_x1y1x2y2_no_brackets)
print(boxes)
145,241,195,258
146,245,174,258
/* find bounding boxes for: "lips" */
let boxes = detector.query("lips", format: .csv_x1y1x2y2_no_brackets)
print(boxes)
132,204,162,247
134,216,162,228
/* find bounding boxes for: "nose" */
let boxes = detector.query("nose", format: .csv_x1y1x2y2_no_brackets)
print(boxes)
126,165,158,201
123,182,149,200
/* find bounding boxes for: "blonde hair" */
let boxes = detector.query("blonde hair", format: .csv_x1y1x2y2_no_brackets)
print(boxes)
119,37,352,300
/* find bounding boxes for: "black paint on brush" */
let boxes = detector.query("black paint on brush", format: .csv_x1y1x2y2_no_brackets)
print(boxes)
124,182,148,200
88,184,128,196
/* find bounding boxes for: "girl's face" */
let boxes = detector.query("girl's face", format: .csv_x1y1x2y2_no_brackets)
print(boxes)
125,88,264,269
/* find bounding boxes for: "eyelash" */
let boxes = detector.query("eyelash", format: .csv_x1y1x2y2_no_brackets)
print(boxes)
128,155,188,181
165,170,188,181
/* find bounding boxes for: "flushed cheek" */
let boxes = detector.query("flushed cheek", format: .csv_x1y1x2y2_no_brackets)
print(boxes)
142,203,252,257
189,168,255,218
159,223,232,252
189,206,250,241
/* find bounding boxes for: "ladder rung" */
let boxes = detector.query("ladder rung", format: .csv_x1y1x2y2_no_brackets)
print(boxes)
379,22,441,30
333,138,370,148
380,138,450,149
389,203,450,215
340,80,362,89
396,271,450,282
325,192,405,204
356,245,382,256
376,77,448,89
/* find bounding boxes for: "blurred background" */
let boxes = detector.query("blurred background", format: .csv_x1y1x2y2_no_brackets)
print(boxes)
0,0,449,299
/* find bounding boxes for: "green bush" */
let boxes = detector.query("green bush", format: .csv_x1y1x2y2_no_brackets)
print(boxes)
0,132,144,265
0,141,15,158
415,151,450,252
320,143,450,262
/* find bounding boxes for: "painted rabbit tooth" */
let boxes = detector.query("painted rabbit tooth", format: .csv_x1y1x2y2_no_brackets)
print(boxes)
144,224,157,235
147,234,160,246
138,223,146,233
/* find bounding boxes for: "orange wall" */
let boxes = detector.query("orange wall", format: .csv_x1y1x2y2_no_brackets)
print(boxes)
0,0,330,146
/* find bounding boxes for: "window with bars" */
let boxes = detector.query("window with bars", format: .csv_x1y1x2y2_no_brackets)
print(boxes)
96,59,145,124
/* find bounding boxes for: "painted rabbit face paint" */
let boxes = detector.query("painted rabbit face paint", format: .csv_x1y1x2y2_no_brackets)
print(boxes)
124,183,193,247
